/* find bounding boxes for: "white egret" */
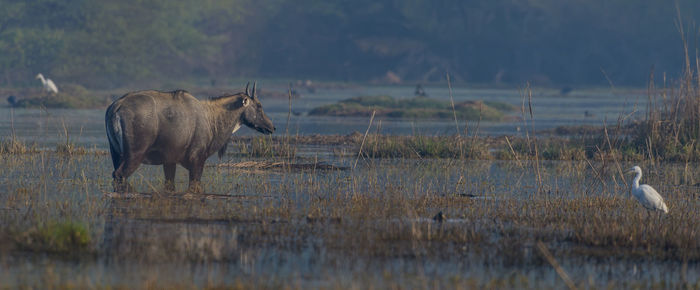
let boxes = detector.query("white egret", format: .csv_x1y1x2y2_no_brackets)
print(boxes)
36,73,58,94
626,166,668,214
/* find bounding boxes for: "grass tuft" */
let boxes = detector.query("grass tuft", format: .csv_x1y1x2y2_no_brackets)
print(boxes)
14,221,92,256
55,142,90,156
0,136,39,154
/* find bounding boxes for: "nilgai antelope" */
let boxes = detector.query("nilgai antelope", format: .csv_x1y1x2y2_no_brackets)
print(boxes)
105,82,275,193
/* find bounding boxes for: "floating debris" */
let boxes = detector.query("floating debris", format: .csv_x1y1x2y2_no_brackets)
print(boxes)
306,215,342,224
432,211,446,223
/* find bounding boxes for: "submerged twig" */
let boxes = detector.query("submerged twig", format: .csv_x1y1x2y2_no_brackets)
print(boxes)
537,241,578,290
446,72,460,137
504,136,523,169
354,110,376,170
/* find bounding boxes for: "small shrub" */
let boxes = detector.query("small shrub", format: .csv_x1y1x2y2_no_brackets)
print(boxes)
16,221,91,255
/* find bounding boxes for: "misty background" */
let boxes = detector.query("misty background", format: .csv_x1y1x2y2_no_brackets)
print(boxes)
1,0,698,89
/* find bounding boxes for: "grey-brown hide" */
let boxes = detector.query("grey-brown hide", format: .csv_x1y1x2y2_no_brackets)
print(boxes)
105,84,275,192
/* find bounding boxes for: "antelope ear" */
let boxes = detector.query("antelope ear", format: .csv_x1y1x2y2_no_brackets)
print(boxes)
242,97,250,107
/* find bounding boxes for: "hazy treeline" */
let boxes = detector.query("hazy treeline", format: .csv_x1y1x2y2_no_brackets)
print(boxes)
0,0,698,88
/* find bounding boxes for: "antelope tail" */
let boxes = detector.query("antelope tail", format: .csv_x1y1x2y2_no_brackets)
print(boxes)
106,111,124,156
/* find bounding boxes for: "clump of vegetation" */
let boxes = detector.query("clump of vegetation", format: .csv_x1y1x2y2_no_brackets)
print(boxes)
0,136,39,154
55,122,91,155
362,135,490,159
55,142,89,156
15,221,92,256
232,136,297,158
309,96,514,121
624,36,700,162
2,84,112,109
230,135,653,161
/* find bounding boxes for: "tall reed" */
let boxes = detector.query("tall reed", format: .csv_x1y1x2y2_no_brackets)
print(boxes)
634,13,700,161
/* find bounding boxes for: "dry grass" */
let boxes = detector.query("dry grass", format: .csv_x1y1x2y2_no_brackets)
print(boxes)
230,134,658,162
0,136,39,154
0,148,698,288
625,23,700,163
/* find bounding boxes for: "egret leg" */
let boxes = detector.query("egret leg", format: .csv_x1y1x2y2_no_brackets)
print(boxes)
644,211,651,236
646,211,650,224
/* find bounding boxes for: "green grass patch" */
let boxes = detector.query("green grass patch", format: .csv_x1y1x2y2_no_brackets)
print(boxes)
2,84,112,109
15,221,92,256
309,95,515,121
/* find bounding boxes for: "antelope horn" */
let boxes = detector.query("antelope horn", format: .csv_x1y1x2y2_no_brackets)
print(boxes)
252,81,257,99
245,82,251,96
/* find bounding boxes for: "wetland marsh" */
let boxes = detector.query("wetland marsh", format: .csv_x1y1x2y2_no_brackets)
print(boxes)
0,85,698,288
5,1,700,288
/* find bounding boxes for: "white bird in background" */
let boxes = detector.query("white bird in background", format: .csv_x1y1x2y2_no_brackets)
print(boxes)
36,73,58,94
627,166,669,214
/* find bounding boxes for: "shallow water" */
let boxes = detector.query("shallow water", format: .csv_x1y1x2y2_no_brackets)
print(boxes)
269,85,646,136
0,85,647,148
0,150,698,288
